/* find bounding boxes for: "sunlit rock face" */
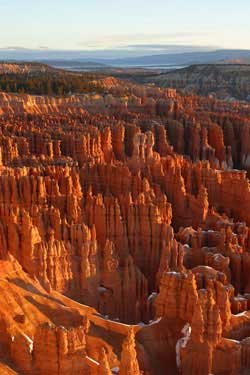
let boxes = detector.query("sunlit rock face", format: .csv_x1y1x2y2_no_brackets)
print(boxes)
1,77,250,375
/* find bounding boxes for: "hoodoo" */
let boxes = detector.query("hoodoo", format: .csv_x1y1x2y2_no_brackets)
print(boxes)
0,61,250,374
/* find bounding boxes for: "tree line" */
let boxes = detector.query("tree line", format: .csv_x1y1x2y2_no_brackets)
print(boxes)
0,72,104,95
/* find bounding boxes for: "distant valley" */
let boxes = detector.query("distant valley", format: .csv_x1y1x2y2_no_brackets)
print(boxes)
1,48,250,70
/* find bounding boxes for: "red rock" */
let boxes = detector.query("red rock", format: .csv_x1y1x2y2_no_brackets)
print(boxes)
1,77,250,374
98,348,112,375
120,327,140,375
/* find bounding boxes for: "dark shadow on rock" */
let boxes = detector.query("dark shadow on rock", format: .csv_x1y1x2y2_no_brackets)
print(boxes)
25,294,84,328
7,277,65,305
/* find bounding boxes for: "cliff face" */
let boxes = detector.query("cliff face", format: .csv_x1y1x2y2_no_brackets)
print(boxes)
1,77,250,375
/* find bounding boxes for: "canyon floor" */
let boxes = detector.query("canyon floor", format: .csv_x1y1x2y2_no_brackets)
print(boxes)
1,64,250,374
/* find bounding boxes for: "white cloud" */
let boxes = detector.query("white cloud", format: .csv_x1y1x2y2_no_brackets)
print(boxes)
79,32,218,50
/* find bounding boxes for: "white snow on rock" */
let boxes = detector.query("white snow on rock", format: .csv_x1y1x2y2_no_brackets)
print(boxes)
176,323,191,369
148,292,157,301
149,317,162,325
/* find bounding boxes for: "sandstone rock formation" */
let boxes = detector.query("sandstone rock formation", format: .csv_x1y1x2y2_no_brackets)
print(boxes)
120,328,140,375
1,74,250,374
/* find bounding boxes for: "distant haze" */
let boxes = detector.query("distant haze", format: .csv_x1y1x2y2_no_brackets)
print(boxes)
0,0,250,52
1,48,250,71
0,45,215,61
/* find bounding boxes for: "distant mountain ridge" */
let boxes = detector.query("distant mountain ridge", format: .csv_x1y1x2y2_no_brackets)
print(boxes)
40,60,109,72
1,48,250,68
107,49,250,66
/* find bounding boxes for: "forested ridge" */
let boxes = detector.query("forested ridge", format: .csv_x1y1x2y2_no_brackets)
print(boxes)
0,71,104,95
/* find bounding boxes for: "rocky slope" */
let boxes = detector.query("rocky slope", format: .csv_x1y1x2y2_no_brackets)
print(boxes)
0,62,57,75
1,77,250,374
143,64,250,101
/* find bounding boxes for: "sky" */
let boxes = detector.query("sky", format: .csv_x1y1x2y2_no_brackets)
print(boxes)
0,0,250,54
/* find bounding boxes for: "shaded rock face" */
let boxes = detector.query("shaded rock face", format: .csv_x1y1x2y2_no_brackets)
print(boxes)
1,80,250,375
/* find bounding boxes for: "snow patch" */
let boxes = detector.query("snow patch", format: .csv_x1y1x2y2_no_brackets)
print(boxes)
23,333,34,353
148,292,157,301
233,296,245,302
149,317,162,325
176,323,191,369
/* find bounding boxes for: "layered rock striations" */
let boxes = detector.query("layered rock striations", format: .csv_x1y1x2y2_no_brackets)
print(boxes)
1,77,250,374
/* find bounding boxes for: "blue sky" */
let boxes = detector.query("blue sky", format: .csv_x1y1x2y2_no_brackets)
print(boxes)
0,0,250,51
